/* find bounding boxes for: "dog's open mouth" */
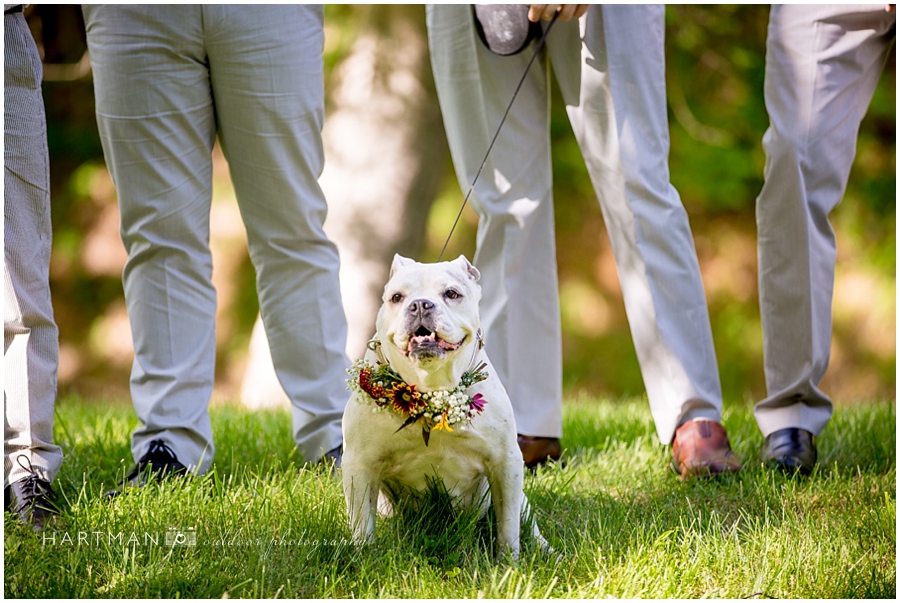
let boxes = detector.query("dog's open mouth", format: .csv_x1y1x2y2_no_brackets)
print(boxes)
405,326,464,357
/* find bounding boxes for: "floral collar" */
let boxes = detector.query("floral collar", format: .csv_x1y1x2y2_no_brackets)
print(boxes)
346,359,489,446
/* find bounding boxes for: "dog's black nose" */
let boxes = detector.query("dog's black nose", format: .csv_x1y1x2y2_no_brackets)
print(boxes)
407,298,435,317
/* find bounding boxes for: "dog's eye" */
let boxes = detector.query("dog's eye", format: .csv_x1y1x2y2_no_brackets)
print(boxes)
444,289,462,300
390,292,404,304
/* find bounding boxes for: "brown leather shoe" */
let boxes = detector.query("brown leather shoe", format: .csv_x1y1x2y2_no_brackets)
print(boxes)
671,419,742,479
518,435,562,469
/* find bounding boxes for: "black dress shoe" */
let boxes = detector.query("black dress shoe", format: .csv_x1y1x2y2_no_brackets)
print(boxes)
321,445,342,471
761,428,817,476
106,439,188,497
473,4,542,56
124,438,188,485
6,457,59,531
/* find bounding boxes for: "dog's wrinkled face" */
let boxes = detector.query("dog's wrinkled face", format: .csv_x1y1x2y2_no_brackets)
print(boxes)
377,254,481,373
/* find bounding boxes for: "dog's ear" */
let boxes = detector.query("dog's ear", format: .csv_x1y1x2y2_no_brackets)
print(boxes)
452,255,480,282
390,254,416,277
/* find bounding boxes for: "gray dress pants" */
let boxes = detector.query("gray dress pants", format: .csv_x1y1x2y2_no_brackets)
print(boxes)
754,4,895,436
83,5,349,470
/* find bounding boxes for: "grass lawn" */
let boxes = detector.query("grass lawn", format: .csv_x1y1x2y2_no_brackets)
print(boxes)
4,395,895,598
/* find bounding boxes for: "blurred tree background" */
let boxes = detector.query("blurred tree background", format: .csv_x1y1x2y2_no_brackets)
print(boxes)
26,5,895,408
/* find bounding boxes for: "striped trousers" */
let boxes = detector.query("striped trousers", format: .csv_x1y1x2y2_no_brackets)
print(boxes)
4,10,63,487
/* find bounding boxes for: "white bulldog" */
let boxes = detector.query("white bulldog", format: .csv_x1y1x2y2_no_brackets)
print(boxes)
341,254,547,558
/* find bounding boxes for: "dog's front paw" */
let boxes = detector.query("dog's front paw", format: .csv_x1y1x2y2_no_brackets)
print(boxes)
495,544,521,564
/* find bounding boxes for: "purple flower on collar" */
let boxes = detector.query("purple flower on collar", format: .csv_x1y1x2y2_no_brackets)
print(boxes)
470,393,486,413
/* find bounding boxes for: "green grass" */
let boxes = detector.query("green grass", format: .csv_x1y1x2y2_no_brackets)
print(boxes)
4,395,895,598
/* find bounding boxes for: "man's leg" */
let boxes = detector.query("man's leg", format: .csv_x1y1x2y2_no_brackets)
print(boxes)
84,5,217,472
207,5,347,460
560,5,725,445
427,4,563,446
755,5,894,438
553,5,737,478
4,8,63,490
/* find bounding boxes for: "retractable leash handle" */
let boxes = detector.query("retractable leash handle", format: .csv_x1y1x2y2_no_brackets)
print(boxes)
437,10,560,262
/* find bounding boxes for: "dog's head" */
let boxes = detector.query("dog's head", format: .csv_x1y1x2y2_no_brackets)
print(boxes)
375,254,481,391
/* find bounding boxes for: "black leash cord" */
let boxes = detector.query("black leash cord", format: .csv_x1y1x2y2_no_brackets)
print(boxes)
437,10,560,262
